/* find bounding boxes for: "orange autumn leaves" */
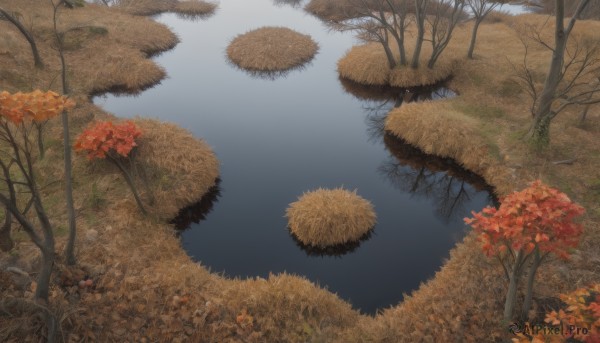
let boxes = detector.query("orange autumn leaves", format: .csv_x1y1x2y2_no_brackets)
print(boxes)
0,90,75,124
512,284,600,343
74,121,142,160
465,180,585,259
545,284,600,343
0,90,141,160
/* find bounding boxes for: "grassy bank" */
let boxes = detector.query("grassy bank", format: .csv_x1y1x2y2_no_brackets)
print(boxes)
369,13,600,342
338,42,458,88
1,1,599,342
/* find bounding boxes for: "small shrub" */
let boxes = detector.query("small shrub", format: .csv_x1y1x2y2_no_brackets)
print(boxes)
74,120,148,215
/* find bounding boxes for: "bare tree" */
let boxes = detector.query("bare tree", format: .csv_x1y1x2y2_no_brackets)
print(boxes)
426,0,466,68
516,0,600,146
0,7,44,69
0,121,56,304
50,0,79,266
466,0,507,59
325,0,465,70
412,0,430,68
325,0,412,68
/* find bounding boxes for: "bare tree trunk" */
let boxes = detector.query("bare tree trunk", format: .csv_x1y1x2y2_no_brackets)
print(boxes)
35,122,45,159
0,190,55,304
61,104,77,265
53,2,78,266
427,0,464,69
578,104,590,125
36,246,55,301
529,0,591,145
504,250,525,322
382,41,397,69
467,20,481,59
529,1,566,145
412,0,428,69
398,16,407,65
0,7,44,69
111,156,148,215
521,249,542,320
0,207,13,252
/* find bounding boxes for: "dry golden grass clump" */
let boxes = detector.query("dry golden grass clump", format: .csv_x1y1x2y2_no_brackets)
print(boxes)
115,0,217,17
133,118,220,219
227,27,319,72
338,42,457,88
217,273,360,341
0,0,179,96
304,0,361,21
286,188,376,247
173,0,218,17
384,100,513,195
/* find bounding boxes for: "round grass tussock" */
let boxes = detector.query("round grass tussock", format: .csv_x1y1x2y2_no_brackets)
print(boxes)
227,27,319,72
338,43,457,88
286,188,376,247
172,0,218,17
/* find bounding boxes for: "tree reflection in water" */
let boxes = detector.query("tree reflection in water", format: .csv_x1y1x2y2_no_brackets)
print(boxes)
338,76,456,142
338,76,495,223
170,178,222,234
380,134,496,223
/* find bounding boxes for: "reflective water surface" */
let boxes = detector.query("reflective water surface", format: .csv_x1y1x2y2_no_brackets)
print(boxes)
95,0,494,314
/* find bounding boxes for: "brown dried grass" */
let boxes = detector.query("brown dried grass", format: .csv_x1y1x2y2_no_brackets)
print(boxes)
114,0,217,17
384,100,514,195
0,0,179,96
227,27,319,72
304,0,362,21
2,1,600,341
353,14,600,342
217,273,360,341
286,188,376,247
172,0,218,17
338,42,458,88
134,118,220,219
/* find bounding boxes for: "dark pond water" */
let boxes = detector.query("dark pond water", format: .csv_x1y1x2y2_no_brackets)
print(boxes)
94,0,495,314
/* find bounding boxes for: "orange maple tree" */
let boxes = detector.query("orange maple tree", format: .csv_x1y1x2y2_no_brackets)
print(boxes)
0,90,75,302
74,120,148,214
465,180,585,322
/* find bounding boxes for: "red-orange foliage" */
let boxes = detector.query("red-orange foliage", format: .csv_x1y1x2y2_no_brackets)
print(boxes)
74,121,142,160
0,90,75,124
464,180,585,259
544,284,600,342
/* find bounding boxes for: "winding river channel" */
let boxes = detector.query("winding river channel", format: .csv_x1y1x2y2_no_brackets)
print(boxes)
92,0,524,314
